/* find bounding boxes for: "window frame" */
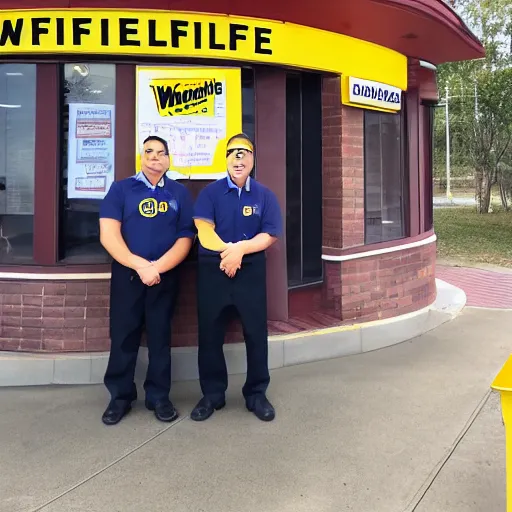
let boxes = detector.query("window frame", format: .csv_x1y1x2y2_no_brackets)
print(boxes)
0,63,38,265
0,57,257,270
285,71,323,289
363,101,410,245
57,62,117,264
420,101,435,233
31,62,134,267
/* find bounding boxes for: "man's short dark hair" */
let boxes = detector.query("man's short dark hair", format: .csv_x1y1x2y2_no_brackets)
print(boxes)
143,135,169,155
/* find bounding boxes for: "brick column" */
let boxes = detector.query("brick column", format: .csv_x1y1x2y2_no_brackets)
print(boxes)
321,77,342,317
341,106,365,248
322,77,343,250
322,77,365,253
321,76,365,318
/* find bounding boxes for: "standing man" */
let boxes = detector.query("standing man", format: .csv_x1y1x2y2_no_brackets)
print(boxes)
191,133,283,422
99,135,195,426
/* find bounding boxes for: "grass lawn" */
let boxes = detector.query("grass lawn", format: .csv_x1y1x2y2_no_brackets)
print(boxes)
434,207,512,267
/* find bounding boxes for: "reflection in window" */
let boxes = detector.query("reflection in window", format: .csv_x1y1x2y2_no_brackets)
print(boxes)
0,64,36,264
286,72,323,287
242,68,255,143
364,109,408,244
241,67,255,177
59,63,116,263
423,105,434,232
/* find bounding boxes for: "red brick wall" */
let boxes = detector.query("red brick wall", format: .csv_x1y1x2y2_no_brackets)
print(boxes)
289,238,437,323
319,74,436,324
0,265,245,353
0,240,437,352
0,280,110,352
323,262,343,318
341,106,365,248
0,72,438,353
322,76,364,251
322,77,343,249
338,241,436,322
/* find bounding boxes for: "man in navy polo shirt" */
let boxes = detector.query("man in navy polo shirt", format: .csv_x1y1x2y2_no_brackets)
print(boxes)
191,133,283,422
99,135,194,426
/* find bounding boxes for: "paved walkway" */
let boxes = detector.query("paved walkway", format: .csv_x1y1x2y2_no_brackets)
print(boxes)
437,265,512,309
0,308,509,512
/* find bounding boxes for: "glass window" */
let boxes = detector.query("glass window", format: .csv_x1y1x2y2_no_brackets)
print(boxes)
241,68,255,147
364,108,408,244
59,63,116,263
241,67,255,179
286,72,323,287
423,105,434,232
0,64,36,264
286,73,302,286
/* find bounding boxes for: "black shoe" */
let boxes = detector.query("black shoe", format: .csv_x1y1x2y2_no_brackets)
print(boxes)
145,399,179,422
102,402,132,426
246,396,275,422
190,397,226,421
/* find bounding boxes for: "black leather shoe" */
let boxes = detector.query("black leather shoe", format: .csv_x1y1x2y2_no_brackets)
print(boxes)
102,403,132,426
247,396,275,422
190,397,226,421
145,399,179,422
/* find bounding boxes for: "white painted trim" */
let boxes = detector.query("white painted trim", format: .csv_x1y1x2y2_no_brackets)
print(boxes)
419,60,437,71
322,233,437,262
0,272,111,281
0,278,466,386
1,235,437,278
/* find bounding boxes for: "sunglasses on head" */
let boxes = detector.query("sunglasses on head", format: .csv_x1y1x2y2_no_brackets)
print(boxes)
227,148,252,158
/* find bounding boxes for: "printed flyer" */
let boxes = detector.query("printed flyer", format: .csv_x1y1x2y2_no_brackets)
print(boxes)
136,66,242,180
67,103,115,199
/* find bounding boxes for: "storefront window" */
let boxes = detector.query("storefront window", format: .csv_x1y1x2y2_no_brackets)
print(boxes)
286,72,323,287
0,64,36,264
241,67,255,152
423,104,434,232
59,63,116,263
364,108,408,244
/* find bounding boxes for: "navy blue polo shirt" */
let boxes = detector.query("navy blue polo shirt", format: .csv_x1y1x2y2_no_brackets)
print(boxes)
193,173,283,259
99,172,195,261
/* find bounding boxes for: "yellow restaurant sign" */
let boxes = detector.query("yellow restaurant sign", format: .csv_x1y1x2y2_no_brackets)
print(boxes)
0,9,408,91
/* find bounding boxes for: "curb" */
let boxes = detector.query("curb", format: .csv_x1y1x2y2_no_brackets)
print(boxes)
0,279,466,387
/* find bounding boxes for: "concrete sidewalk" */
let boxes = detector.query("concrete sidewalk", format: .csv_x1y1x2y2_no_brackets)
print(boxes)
0,308,509,512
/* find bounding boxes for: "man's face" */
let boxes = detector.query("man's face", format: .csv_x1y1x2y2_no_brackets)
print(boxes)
141,140,169,174
226,148,254,184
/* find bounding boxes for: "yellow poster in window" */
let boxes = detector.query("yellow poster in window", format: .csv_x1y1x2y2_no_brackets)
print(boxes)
136,66,242,180
150,78,219,117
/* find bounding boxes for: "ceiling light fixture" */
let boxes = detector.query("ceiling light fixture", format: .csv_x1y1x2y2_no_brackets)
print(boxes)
73,64,90,77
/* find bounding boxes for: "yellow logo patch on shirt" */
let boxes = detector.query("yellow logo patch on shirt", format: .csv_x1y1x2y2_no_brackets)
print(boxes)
242,206,253,216
139,198,157,218
139,198,174,218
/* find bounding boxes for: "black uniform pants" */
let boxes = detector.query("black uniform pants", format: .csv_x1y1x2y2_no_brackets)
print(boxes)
104,261,178,407
197,254,269,406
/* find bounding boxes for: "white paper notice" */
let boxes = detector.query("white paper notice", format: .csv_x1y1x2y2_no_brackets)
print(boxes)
67,103,115,199
137,69,228,179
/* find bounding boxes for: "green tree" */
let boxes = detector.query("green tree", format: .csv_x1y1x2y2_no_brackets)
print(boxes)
469,68,512,212
435,0,512,212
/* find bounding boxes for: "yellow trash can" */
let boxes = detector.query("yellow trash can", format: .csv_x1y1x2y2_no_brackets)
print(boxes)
491,355,512,511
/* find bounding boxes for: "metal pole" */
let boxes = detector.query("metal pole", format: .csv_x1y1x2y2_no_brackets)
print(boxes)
475,80,479,118
445,84,451,199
